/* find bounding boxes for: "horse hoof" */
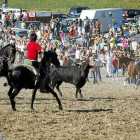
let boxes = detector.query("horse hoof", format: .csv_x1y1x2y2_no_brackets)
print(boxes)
12,108,17,111
31,107,35,111
80,95,83,98
3,83,8,87
59,105,63,110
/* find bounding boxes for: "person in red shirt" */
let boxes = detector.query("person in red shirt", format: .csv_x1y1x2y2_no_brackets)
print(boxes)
5,12,9,27
27,33,48,93
27,33,45,68
111,55,119,81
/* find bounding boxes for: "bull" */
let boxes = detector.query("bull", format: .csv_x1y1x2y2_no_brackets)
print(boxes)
50,61,93,98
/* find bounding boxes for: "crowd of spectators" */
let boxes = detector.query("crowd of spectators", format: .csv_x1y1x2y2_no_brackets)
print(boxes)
0,11,140,83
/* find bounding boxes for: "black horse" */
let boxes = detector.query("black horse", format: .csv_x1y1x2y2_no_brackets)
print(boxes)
7,50,63,111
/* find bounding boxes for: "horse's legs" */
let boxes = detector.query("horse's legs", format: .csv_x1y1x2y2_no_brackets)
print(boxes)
8,86,13,97
76,87,83,98
31,89,37,110
56,81,63,96
79,88,83,98
124,75,131,87
132,74,137,89
45,85,63,110
9,88,21,111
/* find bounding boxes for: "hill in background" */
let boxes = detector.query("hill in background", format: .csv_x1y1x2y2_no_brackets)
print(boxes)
8,0,140,13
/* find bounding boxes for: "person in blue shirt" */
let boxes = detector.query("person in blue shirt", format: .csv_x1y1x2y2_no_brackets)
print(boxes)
28,22,34,29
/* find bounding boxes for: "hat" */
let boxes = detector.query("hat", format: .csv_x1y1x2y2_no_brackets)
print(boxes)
112,19,115,21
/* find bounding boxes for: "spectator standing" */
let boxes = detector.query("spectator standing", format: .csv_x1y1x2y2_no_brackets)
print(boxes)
90,57,98,84
55,18,60,36
112,19,117,25
85,16,89,33
9,11,14,26
78,19,82,36
5,12,9,27
49,29,53,40
1,12,6,25
106,52,112,77
111,55,118,81
0,36,3,50
110,35,115,50
95,54,102,82
0,25,3,37
131,38,138,53
95,20,101,35
60,30,65,45
107,35,111,52
87,32,91,48
40,23,45,36
127,38,131,53
50,19,55,33
68,47,75,63
122,37,128,52
75,47,80,63
83,33,88,47
44,30,48,40
20,7,22,15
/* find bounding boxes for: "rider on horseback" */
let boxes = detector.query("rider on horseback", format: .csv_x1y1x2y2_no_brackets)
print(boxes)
27,33,47,93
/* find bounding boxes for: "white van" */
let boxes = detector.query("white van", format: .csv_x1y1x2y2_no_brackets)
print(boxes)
3,8,27,19
80,8,123,32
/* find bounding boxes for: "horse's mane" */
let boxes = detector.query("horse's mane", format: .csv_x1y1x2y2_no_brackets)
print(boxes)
0,44,15,56
118,56,135,61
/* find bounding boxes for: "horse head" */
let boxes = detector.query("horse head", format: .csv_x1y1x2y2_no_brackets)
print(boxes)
0,44,16,64
43,50,60,67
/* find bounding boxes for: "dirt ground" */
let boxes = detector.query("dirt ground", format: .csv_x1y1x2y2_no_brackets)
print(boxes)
0,73,140,140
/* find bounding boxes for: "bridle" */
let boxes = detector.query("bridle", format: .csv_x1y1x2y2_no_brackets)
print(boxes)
2,45,16,61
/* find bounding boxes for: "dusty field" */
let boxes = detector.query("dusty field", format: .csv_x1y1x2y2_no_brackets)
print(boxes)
0,79,140,140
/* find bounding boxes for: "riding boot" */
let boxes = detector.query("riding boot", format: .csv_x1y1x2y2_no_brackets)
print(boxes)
40,77,49,93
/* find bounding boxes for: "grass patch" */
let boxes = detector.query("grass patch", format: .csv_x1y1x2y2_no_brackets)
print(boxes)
8,0,140,13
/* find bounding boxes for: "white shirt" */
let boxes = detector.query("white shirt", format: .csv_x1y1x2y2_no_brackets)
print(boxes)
132,41,138,51
1,14,5,20
75,49,80,59
59,59,63,66
18,44,25,52
106,55,112,66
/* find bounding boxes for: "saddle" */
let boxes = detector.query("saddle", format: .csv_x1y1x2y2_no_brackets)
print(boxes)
21,59,39,76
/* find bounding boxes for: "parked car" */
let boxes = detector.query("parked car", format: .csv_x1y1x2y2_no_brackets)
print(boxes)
15,21,41,29
124,18,138,27
11,28,28,37
52,13,68,21
134,15,140,20
62,19,74,27
125,9,140,19
69,13,81,19
69,7,90,15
